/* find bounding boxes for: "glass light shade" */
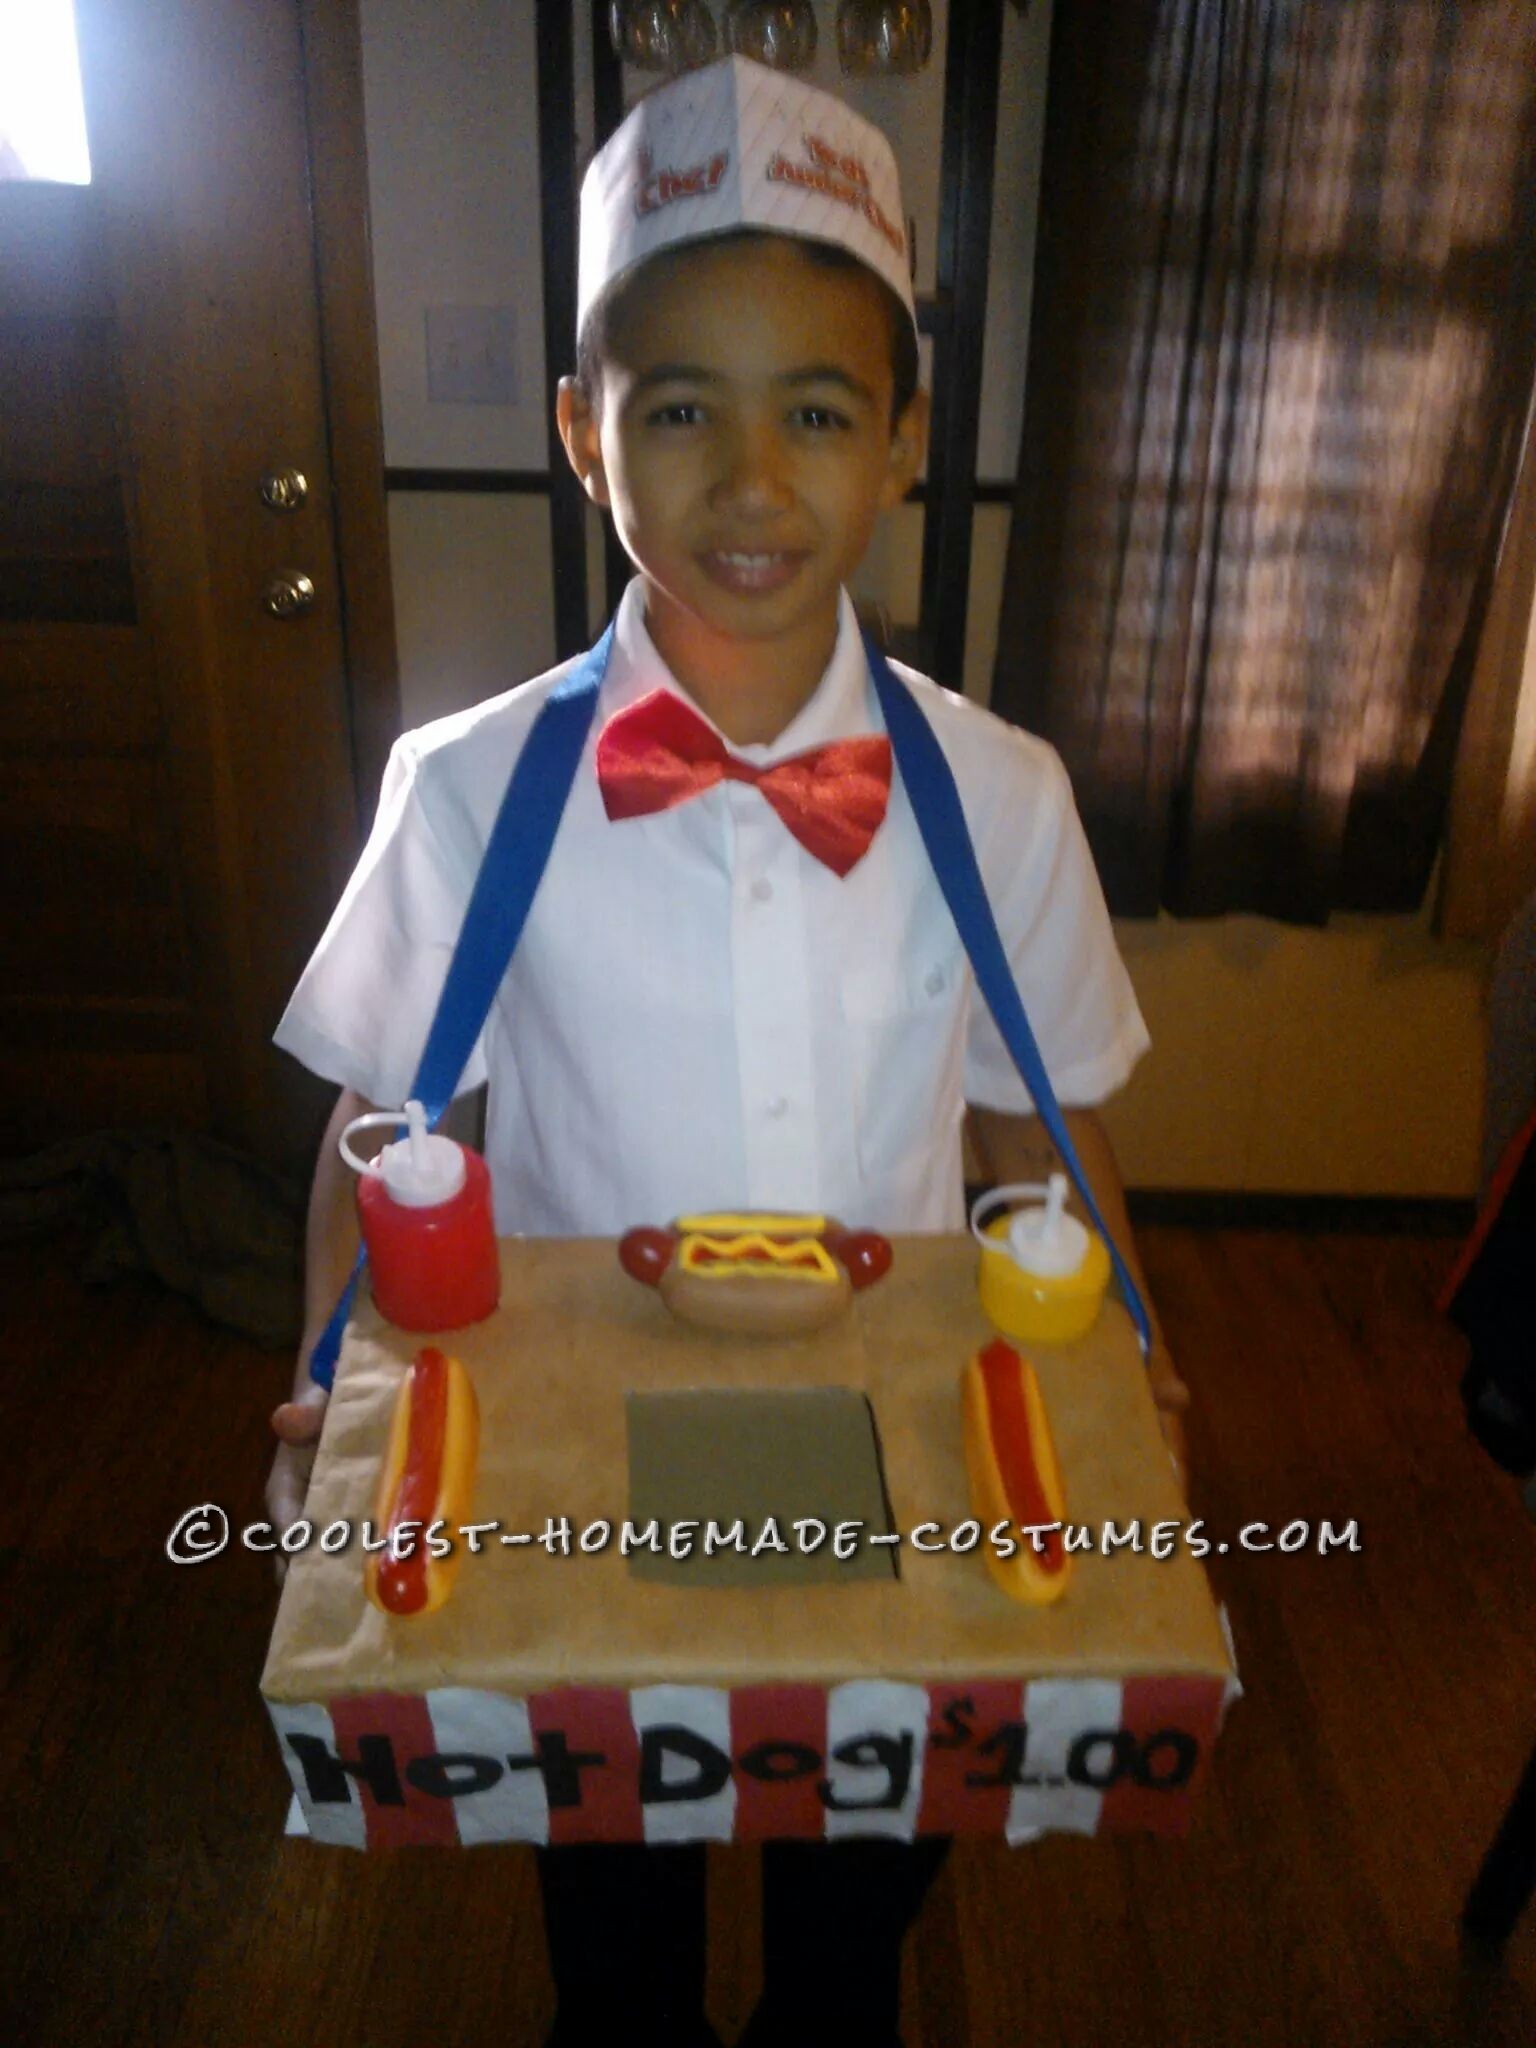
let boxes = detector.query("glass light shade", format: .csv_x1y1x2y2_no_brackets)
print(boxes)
609,0,719,73
836,0,933,76
722,2,819,72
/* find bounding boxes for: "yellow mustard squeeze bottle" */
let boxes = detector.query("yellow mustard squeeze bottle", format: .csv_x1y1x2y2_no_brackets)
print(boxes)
970,1173,1110,1344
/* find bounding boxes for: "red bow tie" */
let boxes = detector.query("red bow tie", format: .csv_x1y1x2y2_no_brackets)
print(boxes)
595,687,892,877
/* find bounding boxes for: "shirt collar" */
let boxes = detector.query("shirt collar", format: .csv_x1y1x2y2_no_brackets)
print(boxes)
602,575,878,761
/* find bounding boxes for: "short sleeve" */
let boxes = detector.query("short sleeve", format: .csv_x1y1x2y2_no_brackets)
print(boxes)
272,736,490,1108
962,738,1149,1112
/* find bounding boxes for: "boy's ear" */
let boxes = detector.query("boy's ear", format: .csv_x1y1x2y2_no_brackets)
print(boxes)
880,385,930,511
556,376,610,509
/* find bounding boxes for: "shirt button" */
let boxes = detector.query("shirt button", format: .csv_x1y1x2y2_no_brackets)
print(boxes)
765,1095,789,1119
925,967,946,997
751,877,774,903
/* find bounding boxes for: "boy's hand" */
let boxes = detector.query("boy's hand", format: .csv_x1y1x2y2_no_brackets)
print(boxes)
265,1379,328,1582
1148,1339,1191,1493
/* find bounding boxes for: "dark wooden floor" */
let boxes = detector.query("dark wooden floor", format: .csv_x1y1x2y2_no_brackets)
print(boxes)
4,1223,1535,2047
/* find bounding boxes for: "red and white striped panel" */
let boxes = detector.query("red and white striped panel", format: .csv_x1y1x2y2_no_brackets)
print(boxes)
268,1673,1230,1849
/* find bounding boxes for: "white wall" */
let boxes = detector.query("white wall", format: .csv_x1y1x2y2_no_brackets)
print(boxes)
358,0,1491,1196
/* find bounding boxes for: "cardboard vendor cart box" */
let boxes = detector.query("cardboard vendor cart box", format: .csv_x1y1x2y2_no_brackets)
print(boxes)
262,1237,1239,1848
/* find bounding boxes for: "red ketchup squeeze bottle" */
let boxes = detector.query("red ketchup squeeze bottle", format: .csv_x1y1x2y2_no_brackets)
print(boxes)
338,1098,500,1332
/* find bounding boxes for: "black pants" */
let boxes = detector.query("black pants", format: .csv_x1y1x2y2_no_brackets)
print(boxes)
538,1836,951,2048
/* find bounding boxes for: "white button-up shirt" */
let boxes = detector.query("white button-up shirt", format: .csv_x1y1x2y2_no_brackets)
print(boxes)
274,578,1148,1235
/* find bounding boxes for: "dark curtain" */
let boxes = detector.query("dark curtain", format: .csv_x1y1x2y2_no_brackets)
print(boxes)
991,0,1536,923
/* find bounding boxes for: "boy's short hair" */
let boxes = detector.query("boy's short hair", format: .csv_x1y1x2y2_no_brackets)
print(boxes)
575,226,921,433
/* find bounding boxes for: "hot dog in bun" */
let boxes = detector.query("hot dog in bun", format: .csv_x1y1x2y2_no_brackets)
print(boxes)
365,1346,479,1617
618,1211,892,1335
961,1337,1070,1604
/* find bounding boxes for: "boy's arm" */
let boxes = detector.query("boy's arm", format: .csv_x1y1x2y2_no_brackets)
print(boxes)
965,1104,1190,1484
264,1086,378,1546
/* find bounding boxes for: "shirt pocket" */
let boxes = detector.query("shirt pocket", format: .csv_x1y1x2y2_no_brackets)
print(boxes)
839,945,968,1194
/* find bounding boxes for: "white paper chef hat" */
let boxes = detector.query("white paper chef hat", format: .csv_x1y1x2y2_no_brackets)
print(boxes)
577,55,915,344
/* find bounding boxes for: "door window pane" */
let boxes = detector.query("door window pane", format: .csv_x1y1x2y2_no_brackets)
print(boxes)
0,0,91,185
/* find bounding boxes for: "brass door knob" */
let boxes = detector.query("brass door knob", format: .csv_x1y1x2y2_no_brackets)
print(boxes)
260,467,309,512
263,570,316,618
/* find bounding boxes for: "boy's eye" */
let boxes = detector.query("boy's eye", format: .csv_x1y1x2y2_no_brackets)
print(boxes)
645,401,704,426
793,406,852,431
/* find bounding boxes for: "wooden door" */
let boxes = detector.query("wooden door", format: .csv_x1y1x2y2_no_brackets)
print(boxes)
0,0,394,1173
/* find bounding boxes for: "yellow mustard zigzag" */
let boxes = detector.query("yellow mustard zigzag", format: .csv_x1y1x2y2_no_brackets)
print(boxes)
677,1231,839,1284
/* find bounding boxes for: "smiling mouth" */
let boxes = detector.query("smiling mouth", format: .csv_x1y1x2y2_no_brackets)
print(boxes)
698,549,810,595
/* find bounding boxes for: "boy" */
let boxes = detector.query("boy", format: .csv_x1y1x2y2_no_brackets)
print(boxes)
268,55,1188,2048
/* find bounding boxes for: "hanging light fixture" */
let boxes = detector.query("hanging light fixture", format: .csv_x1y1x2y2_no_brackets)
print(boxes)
721,2,819,72
609,0,719,73
836,0,933,75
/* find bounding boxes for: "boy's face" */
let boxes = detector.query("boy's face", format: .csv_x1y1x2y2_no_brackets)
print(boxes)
558,235,927,685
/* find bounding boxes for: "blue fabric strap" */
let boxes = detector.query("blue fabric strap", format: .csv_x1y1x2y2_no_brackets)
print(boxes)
306,624,613,1391
863,631,1154,1359
410,627,615,1126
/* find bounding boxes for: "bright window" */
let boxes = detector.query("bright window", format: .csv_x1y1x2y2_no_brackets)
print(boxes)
0,0,91,185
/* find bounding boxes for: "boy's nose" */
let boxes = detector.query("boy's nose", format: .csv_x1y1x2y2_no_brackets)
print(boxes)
710,425,794,511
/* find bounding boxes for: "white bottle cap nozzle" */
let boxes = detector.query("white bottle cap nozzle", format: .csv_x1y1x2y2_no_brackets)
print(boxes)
338,1099,466,1208
970,1173,1090,1279
1007,1172,1089,1278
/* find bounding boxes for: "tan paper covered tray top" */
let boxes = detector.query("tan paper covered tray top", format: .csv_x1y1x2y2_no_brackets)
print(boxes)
263,1236,1239,1848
